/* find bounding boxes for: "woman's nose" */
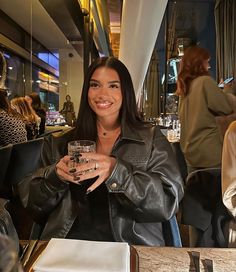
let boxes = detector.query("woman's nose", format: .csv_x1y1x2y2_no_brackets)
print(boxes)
98,85,108,95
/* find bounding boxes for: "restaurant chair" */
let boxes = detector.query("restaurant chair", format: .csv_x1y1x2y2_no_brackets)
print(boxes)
163,215,182,247
0,144,13,199
4,138,44,239
181,167,230,247
0,198,19,253
7,137,44,189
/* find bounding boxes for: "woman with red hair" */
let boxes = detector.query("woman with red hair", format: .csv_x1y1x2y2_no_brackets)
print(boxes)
176,46,233,173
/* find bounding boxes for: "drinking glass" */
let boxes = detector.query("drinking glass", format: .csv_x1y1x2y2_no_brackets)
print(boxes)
167,129,176,142
68,140,96,169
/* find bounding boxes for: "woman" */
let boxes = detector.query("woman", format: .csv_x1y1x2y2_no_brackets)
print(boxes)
11,97,40,140
17,57,183,246
0,90,27,146
222,121,236,247
176,46,233,172
25,92,46,135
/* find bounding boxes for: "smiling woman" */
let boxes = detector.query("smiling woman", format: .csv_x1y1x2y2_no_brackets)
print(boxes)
17,57,184,246
88,67,122,122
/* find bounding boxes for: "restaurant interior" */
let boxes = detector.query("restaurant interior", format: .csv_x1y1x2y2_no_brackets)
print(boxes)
0,0,236,271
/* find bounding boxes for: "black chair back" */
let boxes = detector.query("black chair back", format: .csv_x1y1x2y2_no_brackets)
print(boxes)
8,137,44,187
3,138,44,239
182,167,230,247
170,142,188,183
0,144,13,198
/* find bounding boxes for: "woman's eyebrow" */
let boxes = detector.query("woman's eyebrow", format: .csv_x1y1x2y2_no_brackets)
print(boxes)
90,79,99,82
108,80,120,84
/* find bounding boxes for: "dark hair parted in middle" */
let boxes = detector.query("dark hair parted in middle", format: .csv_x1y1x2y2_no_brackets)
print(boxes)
74,57,143,141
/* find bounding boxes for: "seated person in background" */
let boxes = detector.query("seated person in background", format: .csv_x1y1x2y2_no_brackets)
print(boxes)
11,97,40,140
176,45,234,173
222,120,236,247
0,89,27,146
25,92,46,135
17,57,184,246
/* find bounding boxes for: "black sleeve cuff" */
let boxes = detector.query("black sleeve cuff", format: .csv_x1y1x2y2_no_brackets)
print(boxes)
44,164,69,190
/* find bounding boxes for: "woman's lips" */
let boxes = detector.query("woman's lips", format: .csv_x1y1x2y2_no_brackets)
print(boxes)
95,101,113,109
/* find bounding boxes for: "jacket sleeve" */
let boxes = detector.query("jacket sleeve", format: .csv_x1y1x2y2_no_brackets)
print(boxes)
17,134,70,223
105,127,184,222
222,121,236,218
204,77,233,115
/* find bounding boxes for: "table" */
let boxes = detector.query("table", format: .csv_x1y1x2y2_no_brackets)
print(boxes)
21,241,236,272
45,125,72,134
134,246,236,272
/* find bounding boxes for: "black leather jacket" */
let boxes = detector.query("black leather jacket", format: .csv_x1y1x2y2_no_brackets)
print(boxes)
18,124,184,246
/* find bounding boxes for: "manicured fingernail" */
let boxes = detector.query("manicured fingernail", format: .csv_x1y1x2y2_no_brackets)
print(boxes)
70,156,75,160
73,176,80,181
86,190,91,195
69,168,76,173
74,153,82,158
75,158,80,163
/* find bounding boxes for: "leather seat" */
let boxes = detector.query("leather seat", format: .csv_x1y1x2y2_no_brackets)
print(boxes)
7,137,44,188
0,144,13,198
4,138,44,239
181,167,230,247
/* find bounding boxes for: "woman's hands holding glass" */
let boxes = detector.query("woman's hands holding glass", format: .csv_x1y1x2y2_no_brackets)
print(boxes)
56,140,117,193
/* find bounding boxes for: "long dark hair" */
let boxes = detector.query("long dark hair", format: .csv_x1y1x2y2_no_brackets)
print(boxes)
27,92,42,111
74,57,143,141
176,46,210,97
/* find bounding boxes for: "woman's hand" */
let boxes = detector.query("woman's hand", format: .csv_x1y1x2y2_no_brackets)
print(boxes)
55,153,117,193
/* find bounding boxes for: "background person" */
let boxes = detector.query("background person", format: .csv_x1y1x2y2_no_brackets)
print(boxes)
25,92,46,135
11,97,40,140
177,45,234,247
0,90,27,146
17,57,183,246
176,45,234,173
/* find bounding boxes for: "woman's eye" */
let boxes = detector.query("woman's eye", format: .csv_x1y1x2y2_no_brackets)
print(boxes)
89,82,99,88
110,84,119,89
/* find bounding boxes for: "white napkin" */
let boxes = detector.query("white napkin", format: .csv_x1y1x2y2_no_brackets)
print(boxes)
33,238,130,272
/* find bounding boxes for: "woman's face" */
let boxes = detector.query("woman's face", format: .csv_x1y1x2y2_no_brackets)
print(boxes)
88,67,122,121
203,58,211,71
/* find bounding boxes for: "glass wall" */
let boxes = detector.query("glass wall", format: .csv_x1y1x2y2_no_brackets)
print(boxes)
0,9,60,110
2,50,24,98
